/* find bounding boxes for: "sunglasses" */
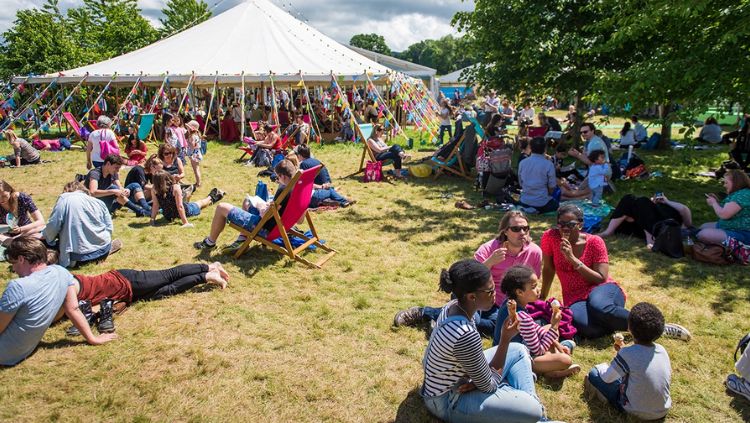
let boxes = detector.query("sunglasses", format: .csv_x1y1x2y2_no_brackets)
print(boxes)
558,220,580,229
476,287,495,296
508,225,530,233
164,152,174,156
580,130,590,134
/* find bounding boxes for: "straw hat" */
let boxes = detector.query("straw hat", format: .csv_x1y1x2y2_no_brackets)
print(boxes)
185,120,200,131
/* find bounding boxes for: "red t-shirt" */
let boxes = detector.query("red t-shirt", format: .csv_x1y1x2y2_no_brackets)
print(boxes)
540,229,622,306
74,270,133,305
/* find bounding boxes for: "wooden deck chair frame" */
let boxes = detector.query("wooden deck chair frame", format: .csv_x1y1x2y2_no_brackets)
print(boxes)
62,112,86,146
432,132,472,181
227,166,336,268
353,123,377,175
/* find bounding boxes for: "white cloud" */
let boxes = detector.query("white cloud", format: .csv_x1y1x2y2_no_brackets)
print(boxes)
0,0,473,51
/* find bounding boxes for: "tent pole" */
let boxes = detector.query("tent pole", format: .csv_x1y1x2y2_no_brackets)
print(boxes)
113,75,142,124
203,73,218,138
240,71,246,141
149,74,169,114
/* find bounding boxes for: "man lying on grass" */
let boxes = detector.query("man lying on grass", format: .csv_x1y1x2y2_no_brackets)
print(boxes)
0,236,117,366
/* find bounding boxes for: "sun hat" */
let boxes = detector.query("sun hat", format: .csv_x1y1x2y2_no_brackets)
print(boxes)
185,120,200,131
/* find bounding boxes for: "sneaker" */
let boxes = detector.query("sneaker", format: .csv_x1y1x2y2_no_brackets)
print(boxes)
726,374,750,402
208,188,225,204
561,339,576,355
341,199,357,208
393,306,425,327
109,239,123,255
663,323,691,341
584,375,608,404
66,300,98,336
97,298,115,333
194,238,217,250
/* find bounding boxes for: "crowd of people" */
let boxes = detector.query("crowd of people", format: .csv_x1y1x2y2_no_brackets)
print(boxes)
1,89,749,422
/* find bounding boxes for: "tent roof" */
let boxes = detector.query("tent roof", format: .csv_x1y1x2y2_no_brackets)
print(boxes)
347,46,436,78
438,65,476,85
17,0,390,85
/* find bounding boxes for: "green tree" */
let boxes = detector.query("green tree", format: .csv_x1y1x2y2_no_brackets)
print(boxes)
588,0,750,146
453,0,608,140
398,35,477,75
349,33,391,56
70,0,158,58
159,0,212,38
0,1,89,78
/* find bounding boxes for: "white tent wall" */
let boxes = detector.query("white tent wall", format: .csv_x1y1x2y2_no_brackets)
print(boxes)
12,0,390,85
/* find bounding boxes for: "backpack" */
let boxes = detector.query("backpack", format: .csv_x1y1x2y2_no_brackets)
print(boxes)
651,219,684,258
252,148,272,168
97,130,119,160
726,237,750,265
489,146,513,177
692,241,733,265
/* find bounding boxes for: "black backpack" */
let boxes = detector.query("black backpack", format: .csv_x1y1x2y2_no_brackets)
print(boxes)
651,219,684,258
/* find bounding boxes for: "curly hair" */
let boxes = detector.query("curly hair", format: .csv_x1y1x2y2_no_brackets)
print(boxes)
628,302,665,344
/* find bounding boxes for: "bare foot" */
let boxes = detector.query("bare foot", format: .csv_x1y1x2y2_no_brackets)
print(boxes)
545,364,581,379
210,261,230,281
205,270,228,289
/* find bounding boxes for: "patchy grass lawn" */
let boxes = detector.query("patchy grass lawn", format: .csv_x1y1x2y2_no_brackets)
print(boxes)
0,125,748,422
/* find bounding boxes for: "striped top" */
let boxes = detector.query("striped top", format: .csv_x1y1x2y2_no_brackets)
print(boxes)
422,300,502,397
518,310,558,357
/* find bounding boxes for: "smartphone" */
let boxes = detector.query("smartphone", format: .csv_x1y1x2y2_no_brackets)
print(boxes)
655,192,664,199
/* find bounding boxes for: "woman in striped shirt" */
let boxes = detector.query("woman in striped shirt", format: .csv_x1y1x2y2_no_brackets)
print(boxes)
421,259,544,423
501,265,580,379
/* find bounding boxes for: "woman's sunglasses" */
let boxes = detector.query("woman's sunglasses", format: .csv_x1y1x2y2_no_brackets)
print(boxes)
558,220,580,229
508,225,530,233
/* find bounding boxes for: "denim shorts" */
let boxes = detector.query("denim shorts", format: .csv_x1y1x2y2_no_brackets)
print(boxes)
227,206,261,231
185,202,200,217
724,229,750,245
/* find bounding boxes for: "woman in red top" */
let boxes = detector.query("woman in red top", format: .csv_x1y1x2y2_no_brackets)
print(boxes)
540,204,690,340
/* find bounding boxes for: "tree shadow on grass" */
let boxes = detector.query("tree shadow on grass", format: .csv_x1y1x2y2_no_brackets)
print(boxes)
392,387,440,423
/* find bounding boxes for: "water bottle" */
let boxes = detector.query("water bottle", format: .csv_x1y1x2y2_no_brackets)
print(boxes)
6,213,17,230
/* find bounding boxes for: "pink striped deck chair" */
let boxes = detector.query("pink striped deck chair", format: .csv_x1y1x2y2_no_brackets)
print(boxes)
227,165,336,268
62,112,85,144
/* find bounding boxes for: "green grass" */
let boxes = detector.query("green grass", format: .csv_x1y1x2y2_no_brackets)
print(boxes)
0,126,749,422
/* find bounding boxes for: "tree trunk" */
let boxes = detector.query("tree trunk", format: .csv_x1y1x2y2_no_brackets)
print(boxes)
658,103,672,149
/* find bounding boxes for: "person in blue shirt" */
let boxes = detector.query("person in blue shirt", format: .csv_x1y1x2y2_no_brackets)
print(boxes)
518,137,558,214
0,236,116,366
296,144,355,208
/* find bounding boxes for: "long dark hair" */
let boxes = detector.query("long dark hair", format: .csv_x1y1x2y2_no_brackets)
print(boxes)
620,122,631,136
151,170,175,199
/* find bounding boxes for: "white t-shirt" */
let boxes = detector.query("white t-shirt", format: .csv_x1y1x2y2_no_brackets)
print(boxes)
484,97,499,113
88,128,117,162
520,107,535,120
620,129,636,146
440,108,451,126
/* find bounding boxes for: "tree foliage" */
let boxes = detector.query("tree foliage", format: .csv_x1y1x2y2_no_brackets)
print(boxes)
159,0,212,38
397,35,476,75
349,33,391,56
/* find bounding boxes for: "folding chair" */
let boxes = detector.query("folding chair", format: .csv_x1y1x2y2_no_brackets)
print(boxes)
137,113,156,144
431,129,473,181
228,164,336,268
62,112,86,146
353,123,385,174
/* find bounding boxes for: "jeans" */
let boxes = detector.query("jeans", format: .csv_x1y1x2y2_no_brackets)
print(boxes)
569,283,629,339
227,206,261,232
724,229,750,245
591,186,604,205
423,343,543,423
310,188,347,207
97,184,121,213
587,366,624,411
375,145,403,169
120,264,209,302
520,198,559,214
70,242,111,267
438,125,453,144
423,305,498,338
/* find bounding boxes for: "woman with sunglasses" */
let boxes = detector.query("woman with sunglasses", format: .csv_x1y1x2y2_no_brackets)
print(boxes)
367,124,410,179
421,259,545,423
394,211,541,339
157,143,184,182
540,204,690,341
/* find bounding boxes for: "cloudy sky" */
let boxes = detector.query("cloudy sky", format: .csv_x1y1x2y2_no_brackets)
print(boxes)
0,0,474,51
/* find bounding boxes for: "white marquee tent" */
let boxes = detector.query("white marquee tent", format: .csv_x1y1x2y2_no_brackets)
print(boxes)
15,0,390,86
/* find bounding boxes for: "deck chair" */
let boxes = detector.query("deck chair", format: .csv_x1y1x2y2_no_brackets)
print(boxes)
353,123,381,174
138,113,156,143
62,112,86,145
227,164,336,268
431,129,473,181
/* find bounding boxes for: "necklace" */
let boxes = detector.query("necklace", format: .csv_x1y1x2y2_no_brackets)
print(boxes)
454,301,473,319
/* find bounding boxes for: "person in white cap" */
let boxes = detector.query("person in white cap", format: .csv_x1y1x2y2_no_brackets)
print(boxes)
86,115,119,169
185,120,203,187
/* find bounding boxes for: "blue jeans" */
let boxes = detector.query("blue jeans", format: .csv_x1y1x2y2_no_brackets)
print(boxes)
97,184,121,213
185,202,200,217
587,366,624,411
493,298,525,345
520,198,559,214
227,206,262,232
376,145,403,169
438,124,453,144
422,343,543,423
310,188,347,207
423,305,498,338
724,229,750,245
569,283,629,339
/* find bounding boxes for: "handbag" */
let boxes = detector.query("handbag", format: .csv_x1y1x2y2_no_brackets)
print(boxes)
651,219,684,258
98,130,119,160
726,237,750,265
692,241,733,265
364,160,383,183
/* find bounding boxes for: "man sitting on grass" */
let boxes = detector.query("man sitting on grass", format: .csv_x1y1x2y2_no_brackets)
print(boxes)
0,237,117,366
194,159,296,250
297,144,355,208
85,154,149,217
